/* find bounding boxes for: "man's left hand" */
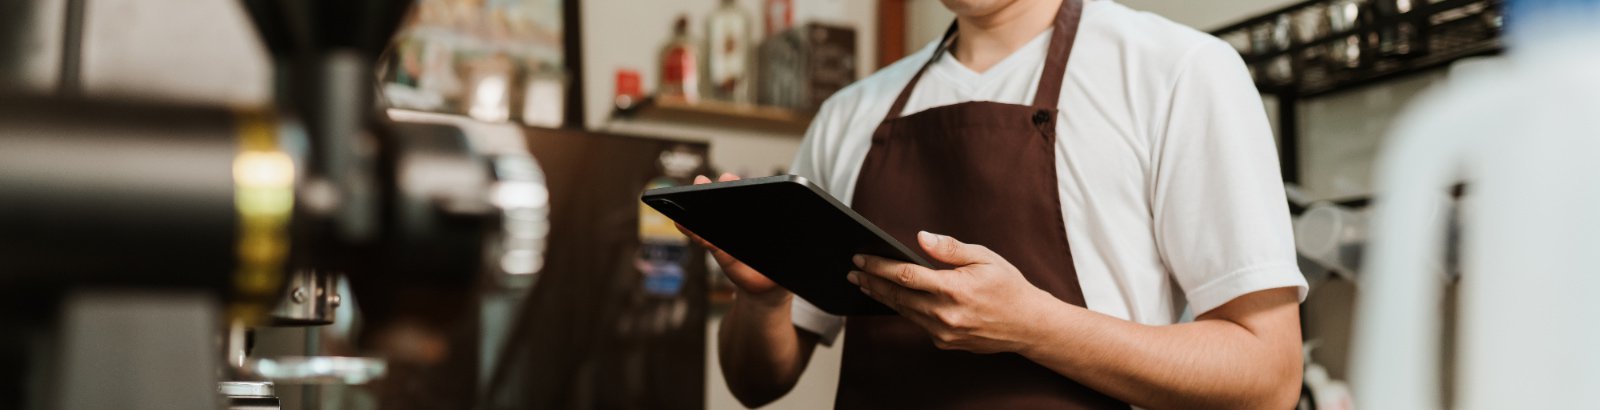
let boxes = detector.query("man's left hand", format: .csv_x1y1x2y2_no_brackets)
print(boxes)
849,231,1060,354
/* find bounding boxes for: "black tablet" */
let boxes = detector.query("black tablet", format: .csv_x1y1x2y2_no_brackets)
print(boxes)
641,175,928,316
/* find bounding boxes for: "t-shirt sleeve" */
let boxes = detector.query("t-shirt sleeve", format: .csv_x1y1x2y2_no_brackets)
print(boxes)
785,98,847,345
791,296,845,345
1152,39,1308,315
789,91,848,189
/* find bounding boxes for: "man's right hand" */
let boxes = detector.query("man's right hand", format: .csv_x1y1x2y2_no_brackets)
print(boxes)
675,173,791,305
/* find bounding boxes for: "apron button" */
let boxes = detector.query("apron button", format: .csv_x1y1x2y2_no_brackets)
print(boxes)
1033,110,1051,125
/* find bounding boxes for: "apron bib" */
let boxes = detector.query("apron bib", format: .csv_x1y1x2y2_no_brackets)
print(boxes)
836,1,1126,408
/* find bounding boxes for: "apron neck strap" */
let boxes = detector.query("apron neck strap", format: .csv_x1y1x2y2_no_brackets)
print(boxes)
882,22,958,122
882,0,1084,122
1032,0,1082,110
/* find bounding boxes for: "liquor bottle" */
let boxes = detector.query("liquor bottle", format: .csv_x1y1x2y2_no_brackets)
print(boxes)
659,16,699,102
705,0,753,104
765,0,793,36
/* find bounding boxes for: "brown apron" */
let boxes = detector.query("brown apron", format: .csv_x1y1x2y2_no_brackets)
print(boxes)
837,1,1126,408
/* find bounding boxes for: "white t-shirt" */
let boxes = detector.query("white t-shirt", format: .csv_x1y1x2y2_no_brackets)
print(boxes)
789,0,1308,344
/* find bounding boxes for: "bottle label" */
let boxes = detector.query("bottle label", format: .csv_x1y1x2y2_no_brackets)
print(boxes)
708,16,749,95
663,48,694,87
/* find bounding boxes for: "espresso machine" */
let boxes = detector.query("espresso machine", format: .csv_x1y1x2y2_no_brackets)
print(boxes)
0,0,547,408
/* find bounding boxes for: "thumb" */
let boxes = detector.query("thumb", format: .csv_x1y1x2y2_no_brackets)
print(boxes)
918,231,993,266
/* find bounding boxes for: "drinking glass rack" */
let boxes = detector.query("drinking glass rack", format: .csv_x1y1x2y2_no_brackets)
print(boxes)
1211,0,1504,183
1212,0,1504,98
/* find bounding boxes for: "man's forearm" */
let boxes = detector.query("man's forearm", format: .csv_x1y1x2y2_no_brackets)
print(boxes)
717,290,818,407
1016,289,1303,410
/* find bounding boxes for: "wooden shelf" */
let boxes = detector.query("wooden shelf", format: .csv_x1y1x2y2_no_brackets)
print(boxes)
614,96,814,134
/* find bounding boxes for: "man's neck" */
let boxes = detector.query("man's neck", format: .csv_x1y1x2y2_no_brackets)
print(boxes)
951,0,1064,73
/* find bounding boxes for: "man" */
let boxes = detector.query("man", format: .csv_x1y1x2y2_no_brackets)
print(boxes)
688,0,1307,408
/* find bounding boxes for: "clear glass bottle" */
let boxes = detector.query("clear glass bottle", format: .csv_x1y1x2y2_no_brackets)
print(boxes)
705,0,753,104
765,0,793,36
658,16,699,102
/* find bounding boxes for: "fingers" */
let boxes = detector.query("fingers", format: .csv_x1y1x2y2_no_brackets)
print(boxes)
917,231,996,267
695,173,740,184
680,175,721,241
681,228,744,271
673,222,736,262
674,223,721,254
673,222,703,242
673,222,694,235
854,254,943,292
681,174,741,252
848,270,933,312
683,174,749,269
707,246,744,270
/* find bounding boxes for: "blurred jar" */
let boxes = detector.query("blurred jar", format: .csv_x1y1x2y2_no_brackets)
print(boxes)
1329,0,1365,68
1294,202,1367,279
1294,4,1332,83
1373,0,1420,57
1269,14,1295,84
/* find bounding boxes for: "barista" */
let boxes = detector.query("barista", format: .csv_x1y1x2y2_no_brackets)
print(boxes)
687,0,1307,408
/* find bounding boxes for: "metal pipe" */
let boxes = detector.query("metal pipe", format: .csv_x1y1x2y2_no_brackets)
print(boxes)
57,0,83,95
0,97,250,302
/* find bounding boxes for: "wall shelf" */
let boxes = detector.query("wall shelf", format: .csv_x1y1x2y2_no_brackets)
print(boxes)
613,96,814,134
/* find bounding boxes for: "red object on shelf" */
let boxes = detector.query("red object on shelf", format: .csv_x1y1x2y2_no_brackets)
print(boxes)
615,69,643,108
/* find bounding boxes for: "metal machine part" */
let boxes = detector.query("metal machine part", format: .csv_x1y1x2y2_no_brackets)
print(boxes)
219,381,281,410
269,270,341,326
242,356,387,385
385,109,551,290
0,97,300,322
0,96,296,406
485,154,551,287
219,381,276,397
0,0,550,407
55,292,220,410
238,0,414,246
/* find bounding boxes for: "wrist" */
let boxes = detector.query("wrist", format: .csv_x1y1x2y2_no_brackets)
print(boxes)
1012,289,1075,357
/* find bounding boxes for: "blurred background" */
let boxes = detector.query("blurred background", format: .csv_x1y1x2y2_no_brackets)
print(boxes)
6,0,1593,409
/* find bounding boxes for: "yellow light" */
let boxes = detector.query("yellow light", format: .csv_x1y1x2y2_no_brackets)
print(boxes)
234,151,295,188
229,111,295,325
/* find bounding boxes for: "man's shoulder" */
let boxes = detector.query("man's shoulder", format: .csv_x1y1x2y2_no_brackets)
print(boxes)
1082,1,1232,77
1087,1,1222,49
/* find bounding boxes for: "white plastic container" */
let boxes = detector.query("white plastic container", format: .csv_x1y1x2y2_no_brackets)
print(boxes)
1350,4,1600,408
